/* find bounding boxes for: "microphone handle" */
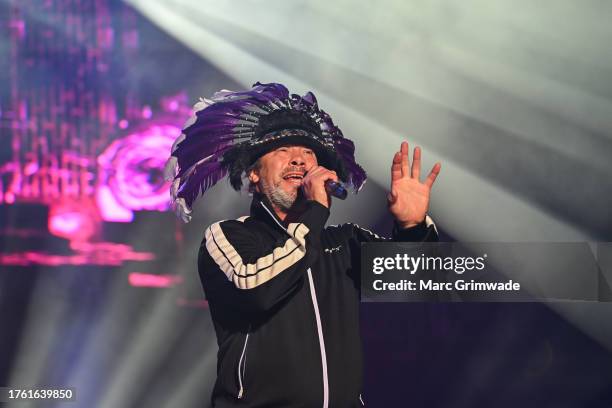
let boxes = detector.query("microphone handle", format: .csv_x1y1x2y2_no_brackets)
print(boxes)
325,180,348,200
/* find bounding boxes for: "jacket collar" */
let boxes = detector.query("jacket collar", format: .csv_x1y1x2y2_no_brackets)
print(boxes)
250,193,288,233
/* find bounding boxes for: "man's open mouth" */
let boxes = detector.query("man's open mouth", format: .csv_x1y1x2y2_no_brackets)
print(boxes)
282,173,304,185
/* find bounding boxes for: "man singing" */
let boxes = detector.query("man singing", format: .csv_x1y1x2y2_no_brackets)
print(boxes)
165,82,441,407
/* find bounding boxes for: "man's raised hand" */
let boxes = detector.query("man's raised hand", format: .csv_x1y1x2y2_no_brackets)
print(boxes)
388,141,441,228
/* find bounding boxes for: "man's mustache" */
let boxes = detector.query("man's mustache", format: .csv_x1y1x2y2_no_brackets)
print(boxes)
280,166,307,177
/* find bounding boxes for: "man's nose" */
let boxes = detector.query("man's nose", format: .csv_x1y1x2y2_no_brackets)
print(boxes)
289,152,306,166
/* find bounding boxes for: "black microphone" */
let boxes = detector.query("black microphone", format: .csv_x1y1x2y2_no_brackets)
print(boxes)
325,180,348,200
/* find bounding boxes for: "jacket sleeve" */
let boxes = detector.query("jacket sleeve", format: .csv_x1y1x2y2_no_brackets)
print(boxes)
348,214,439,243
198,201,330,313
338,215,439,289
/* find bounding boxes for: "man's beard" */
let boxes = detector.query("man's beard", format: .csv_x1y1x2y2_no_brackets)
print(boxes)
260,178,302,212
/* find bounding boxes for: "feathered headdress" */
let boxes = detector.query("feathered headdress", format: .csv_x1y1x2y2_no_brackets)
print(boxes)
164,82,366,222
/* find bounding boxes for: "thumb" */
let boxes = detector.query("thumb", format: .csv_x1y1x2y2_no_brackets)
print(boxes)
387,189,398,205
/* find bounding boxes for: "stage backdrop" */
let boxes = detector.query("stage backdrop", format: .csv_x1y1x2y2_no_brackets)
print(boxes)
1,1,611,407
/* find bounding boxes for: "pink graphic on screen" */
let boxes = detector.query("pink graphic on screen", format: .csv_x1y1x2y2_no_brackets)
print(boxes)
96,123,178,222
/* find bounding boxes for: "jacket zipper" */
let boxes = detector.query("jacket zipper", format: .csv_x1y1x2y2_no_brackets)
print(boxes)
307,268,329,408
259,202,330,408
237,328,251,399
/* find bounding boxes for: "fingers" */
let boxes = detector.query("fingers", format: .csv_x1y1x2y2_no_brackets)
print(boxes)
306,166,338,183
424,162,442,188
391,151,402,181
400,141,410,177
387,189,398,205
391,141,410,181
411,146,421,180
302,166,338,208
393,141,436,184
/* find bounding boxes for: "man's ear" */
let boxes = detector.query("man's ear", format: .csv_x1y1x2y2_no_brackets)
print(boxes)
248,168,260,184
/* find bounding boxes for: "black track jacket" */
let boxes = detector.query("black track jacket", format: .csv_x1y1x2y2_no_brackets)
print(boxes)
198,193,438,407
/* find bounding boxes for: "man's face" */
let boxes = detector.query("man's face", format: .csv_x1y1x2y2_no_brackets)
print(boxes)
249,145,318,212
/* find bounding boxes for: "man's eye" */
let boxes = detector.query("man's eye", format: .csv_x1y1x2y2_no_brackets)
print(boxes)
305,150,314,155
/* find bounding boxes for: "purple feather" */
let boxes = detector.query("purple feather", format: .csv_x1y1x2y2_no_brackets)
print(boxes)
334,137,365,191
176,143,233,179
177,159,227,208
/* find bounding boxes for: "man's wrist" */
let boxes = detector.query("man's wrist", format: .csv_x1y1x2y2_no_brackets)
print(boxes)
396,218,425,229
